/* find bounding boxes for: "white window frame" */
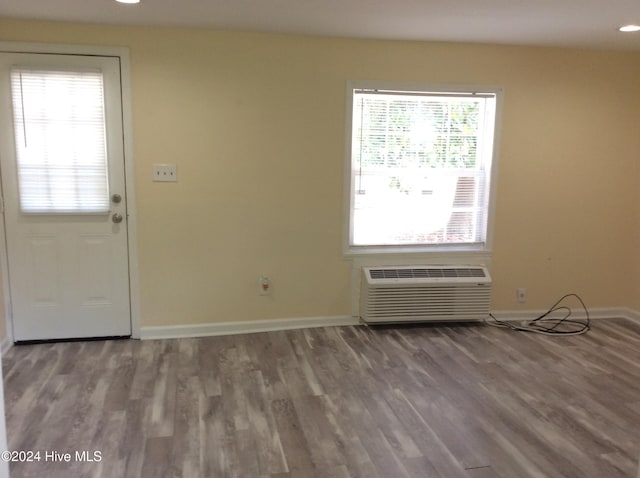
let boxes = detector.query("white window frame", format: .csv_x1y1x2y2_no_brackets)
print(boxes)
343,81,503,259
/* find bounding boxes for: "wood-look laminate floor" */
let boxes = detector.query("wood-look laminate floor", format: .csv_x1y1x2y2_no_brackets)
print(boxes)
3,318,640,478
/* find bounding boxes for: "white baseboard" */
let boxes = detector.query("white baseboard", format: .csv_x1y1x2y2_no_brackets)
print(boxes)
139,307,640,341
140,315,360,340
0,306,629,344
621,307,640,323
490,307,639,322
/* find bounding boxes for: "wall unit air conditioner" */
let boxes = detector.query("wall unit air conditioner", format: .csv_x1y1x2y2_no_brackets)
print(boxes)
360,265,492,324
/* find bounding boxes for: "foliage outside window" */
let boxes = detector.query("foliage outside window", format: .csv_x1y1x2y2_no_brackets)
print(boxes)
346,83,501,253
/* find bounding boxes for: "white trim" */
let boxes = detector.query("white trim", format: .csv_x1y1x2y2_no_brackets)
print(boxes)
342,80,356,258
0,211,14,348
140,315,360,340
139,308,639,341
623,307,640,323
342,80,504,257
0,42,141,340
118,50,142,339
490,307,638,322
0,42,127,57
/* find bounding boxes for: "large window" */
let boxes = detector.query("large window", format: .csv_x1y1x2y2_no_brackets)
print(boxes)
346,82,502,254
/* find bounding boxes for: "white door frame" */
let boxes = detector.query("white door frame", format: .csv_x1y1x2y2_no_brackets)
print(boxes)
0,42,141,342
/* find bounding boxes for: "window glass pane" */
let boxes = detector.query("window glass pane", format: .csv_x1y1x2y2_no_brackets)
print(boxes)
11,68,109,214
350,91,496,248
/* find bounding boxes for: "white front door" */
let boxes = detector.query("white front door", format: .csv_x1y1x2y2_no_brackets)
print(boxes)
0,52,131,341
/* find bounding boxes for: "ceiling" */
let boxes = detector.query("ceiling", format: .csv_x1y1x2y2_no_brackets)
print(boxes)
2,0,640,51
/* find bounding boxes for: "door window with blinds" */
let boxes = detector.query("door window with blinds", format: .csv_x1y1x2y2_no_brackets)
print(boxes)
10,67,109,214
346,82,502,253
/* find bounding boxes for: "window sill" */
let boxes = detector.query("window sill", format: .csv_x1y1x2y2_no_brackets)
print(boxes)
345,242,488,255
344,244,492,266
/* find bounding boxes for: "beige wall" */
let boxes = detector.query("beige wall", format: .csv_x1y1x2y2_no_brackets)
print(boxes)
1,18,640,328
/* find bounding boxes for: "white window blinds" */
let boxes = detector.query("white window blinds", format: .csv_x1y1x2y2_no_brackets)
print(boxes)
10,68,110,214
350,89,497,248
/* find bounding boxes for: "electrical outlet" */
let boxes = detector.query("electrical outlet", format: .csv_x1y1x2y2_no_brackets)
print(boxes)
517,288,527,303
153,164,177,182
259,276,271,296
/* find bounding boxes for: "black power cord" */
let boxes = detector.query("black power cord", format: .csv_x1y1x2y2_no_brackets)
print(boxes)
485,293,590,336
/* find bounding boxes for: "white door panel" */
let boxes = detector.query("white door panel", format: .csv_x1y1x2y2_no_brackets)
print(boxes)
0,52,131,341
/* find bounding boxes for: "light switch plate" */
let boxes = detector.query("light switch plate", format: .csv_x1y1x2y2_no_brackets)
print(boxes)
153,164,177,182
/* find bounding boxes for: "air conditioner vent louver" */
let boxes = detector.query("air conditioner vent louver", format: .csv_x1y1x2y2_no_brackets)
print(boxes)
361,265,492,324
369,267,486,280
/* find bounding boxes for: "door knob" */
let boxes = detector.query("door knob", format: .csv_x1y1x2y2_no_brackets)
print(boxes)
112,213,123,224
111,193,122,204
